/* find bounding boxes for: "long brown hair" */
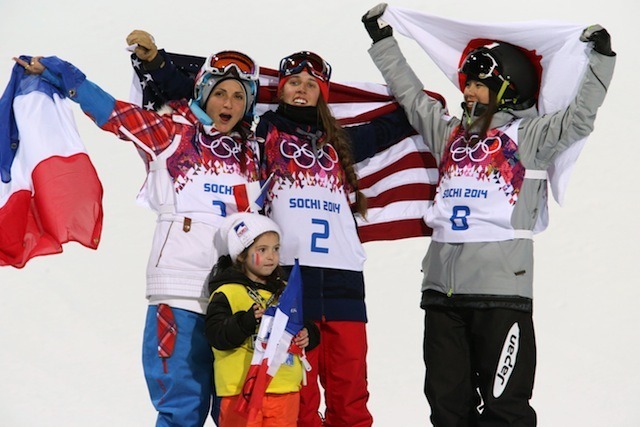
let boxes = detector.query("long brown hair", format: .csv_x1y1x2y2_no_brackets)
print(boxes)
465,90,499,139
316,97,367,217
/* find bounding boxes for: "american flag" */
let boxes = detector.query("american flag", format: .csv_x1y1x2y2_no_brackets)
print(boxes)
130,52,442,243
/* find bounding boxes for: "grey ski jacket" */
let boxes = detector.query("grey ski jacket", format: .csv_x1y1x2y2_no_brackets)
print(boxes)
369,36,615,309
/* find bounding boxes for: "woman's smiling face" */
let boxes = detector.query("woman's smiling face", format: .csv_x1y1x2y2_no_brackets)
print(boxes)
280,70,321,107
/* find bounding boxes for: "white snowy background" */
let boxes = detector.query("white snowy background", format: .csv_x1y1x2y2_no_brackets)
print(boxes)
0,0,637,426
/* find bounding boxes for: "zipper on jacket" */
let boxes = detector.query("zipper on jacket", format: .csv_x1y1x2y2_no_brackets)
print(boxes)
447,244,463,297
155,221,174,267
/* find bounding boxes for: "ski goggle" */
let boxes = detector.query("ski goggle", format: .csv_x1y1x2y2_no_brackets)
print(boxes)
459,50,502,81
202,50,259,81
278,51,332,82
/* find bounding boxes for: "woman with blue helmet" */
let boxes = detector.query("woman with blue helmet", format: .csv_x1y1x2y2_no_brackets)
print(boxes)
17,48,262,427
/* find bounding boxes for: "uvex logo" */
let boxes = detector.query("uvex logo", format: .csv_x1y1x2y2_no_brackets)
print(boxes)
493,322,520,398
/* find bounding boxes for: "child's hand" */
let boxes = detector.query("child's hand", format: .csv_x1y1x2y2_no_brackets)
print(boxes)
252,304,265,320
293,328,310,349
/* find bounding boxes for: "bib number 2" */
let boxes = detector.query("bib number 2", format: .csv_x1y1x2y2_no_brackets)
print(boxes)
311,218,329,253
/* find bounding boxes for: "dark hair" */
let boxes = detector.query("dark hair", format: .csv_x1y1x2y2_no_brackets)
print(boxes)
208,252,286,295
465,90,499,139
232,122,253,174
316,96,368,217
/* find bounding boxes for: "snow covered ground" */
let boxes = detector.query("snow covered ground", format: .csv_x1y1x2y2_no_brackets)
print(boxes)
1,0,637,425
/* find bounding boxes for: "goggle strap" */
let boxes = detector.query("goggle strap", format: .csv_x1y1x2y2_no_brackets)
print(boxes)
496,80,510,105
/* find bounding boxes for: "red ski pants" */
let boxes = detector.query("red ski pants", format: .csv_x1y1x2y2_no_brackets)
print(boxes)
298,321,373,427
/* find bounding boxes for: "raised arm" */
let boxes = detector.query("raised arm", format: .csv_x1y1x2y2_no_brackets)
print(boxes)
345,107,416,163
15,55,181,158
126,30,194,102
521,26,616,166
362,4,457,160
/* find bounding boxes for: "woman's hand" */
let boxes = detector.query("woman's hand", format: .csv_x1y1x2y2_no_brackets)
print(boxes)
294,327,310,349
13,56,45,75
126,30,158,62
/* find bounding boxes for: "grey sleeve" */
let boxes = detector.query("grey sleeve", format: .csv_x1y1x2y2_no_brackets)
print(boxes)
520,52,616,167
368,37,459,161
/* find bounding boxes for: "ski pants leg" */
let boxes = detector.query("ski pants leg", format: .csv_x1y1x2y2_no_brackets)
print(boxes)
303,320,373,427
143,305,218,427
298,343,323,427
423,306,480,426
471,308,537,427
423,306,537,427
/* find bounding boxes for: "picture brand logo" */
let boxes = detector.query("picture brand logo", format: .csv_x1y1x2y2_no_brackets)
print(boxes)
493,322,520,398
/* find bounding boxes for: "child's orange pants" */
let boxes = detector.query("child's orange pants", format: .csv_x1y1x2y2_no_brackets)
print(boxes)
219,392,300,427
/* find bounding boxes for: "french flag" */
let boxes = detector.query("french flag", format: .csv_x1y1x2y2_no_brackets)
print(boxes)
233,172,274,213
236,258,306,420
0,60,103,268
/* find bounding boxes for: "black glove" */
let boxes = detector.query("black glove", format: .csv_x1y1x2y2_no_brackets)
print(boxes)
362,3,392,43
580,25,615,57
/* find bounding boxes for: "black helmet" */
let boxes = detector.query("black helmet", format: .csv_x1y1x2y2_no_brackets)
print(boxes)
460,41,538,110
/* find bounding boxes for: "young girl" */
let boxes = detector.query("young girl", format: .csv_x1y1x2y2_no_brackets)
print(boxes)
17,51,262,426
206,212,320,427
362,4,616,425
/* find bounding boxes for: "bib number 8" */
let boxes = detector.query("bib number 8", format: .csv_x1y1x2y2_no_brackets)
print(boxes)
450,205,470,231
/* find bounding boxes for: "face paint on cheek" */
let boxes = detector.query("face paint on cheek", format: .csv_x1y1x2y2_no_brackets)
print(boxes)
252,252,261,267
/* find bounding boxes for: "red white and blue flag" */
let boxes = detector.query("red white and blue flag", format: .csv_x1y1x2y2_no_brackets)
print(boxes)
233,172,274,213
0,60,103,268
236,258,307,420
130,56,441,243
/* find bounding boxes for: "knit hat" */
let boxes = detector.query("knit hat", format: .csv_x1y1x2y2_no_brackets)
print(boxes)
220,213,281,262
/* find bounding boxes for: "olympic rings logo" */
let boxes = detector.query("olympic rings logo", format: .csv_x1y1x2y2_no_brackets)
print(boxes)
449,135,502,162
279,139,339,171
199,133,242,161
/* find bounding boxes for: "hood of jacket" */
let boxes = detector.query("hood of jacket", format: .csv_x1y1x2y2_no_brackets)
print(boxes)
208,265,282,295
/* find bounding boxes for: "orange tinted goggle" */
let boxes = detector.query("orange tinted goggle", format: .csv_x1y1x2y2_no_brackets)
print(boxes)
204,51,259,81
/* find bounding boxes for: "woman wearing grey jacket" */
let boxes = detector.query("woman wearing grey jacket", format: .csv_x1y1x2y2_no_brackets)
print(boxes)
362,4,616,426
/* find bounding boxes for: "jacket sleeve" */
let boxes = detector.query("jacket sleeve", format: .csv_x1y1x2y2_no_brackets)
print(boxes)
519,51,616,167
345,108,416,163
205,292,258,350
368,36,459,162
303,320,321,351
40,56,181,157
